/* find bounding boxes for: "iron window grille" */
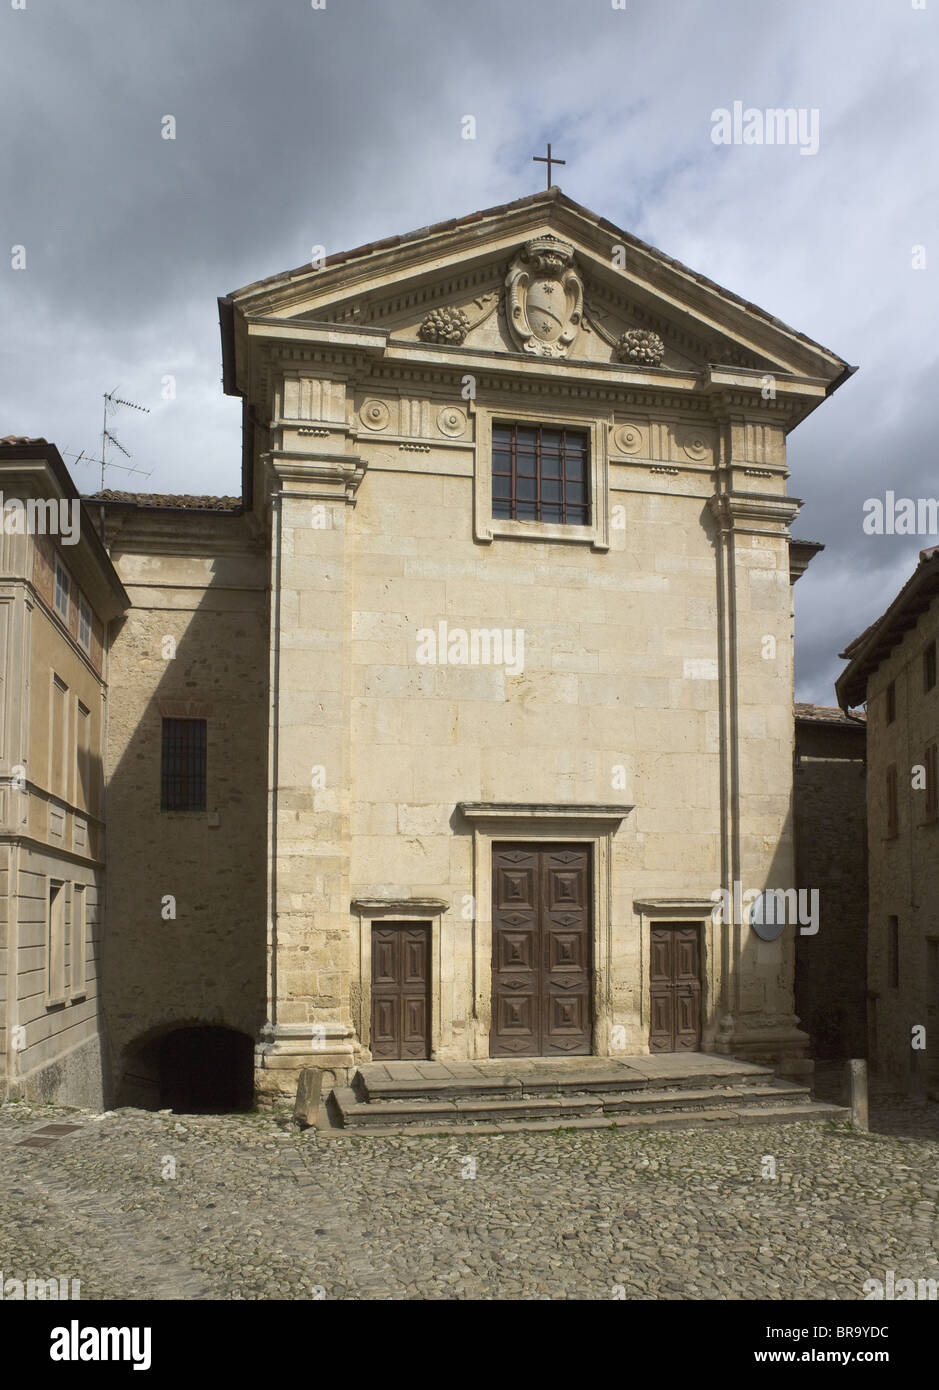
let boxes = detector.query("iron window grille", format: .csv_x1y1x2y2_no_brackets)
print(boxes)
491,423,590,525
161,717,207,811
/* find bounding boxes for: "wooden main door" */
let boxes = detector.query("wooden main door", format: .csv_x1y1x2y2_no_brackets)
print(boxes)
490,845,592,1057
370,922,431,1060
649,922,702,1053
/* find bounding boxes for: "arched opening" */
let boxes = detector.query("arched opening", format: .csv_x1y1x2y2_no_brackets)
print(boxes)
119,1025,255,1113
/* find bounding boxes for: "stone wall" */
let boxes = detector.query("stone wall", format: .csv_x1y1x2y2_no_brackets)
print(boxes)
102,512,269,1104
793,707,867,1060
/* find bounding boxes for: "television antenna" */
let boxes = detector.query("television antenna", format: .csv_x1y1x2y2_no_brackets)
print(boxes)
62,388,153,492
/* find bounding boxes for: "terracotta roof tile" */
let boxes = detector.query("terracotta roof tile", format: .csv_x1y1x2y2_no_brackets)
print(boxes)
86,489,241,511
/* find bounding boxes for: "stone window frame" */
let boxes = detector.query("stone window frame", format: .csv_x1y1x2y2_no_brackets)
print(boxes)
351,898,451,1060
45,877,67,1008
54,557,70,623
70,882,87,1002
457,803,632,1058
471,403,610,550
78,594,92,653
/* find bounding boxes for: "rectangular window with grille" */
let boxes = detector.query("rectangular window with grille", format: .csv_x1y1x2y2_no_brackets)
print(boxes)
491,423,590,525
161,717,207,811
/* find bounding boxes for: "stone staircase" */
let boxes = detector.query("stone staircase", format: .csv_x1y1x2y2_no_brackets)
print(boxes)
328,1054,850,1135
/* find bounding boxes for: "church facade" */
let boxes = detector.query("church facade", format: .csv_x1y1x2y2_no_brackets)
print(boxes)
3,189,855,1108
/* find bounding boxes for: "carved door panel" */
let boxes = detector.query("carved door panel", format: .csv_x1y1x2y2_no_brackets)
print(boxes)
649,922,702,1053
490,845,592,1057
370,923,430,1060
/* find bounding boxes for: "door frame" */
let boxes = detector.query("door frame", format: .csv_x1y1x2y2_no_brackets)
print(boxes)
634,899,715,1053
648,919,704,1053
459,803,633,1059
369,920,432,1061
351,897,450,1060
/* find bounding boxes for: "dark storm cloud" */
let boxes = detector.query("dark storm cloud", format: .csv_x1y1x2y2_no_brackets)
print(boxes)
1,0,937,703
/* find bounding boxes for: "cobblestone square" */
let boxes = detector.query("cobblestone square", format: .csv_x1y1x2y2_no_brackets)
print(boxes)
2,1098,938,1301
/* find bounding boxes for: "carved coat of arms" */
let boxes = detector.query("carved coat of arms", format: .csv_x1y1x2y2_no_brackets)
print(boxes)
505,235,583,357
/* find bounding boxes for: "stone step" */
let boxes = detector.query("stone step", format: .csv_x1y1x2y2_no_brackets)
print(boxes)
598,1083,811,1112
329,1088,850,1135
356,1064,778,1104
332,1081,835,1132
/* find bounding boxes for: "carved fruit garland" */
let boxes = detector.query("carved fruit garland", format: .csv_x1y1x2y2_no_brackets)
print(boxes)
615,329,666,367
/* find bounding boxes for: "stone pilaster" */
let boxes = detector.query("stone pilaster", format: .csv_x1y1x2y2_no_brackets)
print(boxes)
255,433,366,1101
708,413,811,1071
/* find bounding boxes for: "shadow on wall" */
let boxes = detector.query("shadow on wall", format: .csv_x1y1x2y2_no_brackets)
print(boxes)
98,530,269,1107
119,1024,255,1112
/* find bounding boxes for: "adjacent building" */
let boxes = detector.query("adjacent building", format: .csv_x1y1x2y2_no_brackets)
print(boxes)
837,546,939,1093
0,438,127,1104
793,703,867,1060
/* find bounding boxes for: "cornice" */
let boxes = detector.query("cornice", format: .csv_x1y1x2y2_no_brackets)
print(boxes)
708,491,802,534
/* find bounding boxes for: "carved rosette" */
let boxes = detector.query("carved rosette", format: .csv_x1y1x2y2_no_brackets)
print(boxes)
675,426,710,461
360,400,390,431
437,406,467,437
615,329,665,367
418,306,470,345
613,423,645,455
505,235,583,358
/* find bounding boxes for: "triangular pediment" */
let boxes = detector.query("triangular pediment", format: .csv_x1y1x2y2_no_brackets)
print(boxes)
225,188,850,383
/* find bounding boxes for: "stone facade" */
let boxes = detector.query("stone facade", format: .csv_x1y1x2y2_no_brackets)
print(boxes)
793,704,867,1059
837,548,939,1093
0,440,127,1104
214,188,852,1098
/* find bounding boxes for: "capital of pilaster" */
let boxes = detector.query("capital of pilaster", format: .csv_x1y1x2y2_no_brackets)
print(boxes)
268,449,366,503
708,490,801,537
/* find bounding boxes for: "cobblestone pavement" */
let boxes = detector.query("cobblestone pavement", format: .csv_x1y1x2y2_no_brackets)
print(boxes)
2,1097,938,1300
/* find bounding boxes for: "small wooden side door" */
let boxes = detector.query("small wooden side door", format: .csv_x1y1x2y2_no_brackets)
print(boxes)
370,922,431,1060
649,922,702,1053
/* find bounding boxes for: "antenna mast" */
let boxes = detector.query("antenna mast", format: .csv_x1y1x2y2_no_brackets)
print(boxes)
100,389,151,492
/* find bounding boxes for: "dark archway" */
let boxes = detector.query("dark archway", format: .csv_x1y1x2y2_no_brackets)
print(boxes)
119,1025,254,1112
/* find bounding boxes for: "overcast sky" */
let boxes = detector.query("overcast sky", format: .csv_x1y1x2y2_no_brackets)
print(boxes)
2,0,937,704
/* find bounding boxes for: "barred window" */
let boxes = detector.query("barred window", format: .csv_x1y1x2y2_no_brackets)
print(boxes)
492,423,590,525
161,718,207,811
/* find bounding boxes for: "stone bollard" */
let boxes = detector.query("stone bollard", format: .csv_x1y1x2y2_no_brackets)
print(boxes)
294,1068,323,1130
846,1058,868,1131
